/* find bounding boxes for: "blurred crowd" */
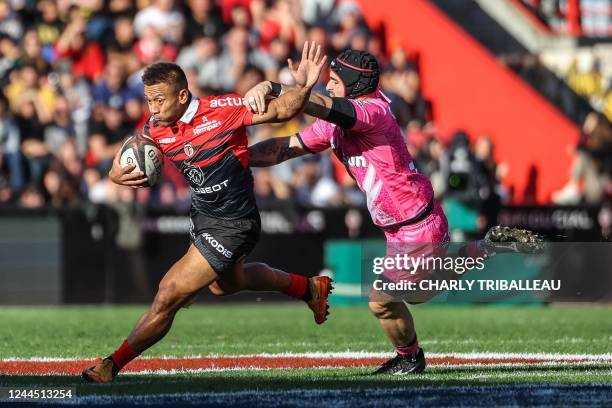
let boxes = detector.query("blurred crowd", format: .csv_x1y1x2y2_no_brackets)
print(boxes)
520,0,612,37
0,0,598,220
552,111,612,205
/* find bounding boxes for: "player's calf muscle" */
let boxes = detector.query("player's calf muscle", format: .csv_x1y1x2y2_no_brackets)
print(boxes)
369,301,396,319
210,263,255,295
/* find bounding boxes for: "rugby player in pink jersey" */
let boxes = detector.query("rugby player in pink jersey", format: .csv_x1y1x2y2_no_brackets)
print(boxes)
244,49,543,375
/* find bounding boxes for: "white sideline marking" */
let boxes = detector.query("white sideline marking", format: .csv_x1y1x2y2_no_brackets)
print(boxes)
3,351,612,362
99,362,612,376
17,361,612,377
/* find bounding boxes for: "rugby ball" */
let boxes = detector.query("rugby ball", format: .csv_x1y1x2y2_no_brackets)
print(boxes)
119,133,163,186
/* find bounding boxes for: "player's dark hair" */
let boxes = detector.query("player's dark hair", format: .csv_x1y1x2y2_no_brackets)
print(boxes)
142,62,188,92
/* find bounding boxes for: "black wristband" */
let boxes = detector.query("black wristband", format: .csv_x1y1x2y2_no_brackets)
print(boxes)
328,97,357,129
270,82,282,97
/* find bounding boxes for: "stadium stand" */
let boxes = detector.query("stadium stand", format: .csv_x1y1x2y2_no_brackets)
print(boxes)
0,0,609,214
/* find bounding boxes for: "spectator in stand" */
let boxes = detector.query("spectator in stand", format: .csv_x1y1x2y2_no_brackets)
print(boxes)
259,0,306,52
301,0,335,26
220,0,253,26
473,135,504,227
44,95,76,157
102,0,137,21
19,184,45,208
330,1,367,52
305,25,330,55
35,0,63,53
293,158,343,207
7,64,57,187
43,139,82,207
0,147,12,204
133,0,184,45
228,2,253,29
54,10,105,82
381,61,432,129
267,37,292,68
367,34,387,67
553,112,612,204
92,60,143,124
184,0,227,43
253,168,291,206
413,135,445,197
213,26,277,91
0,0,22,41
56,66,93,155
234,65,266,96
106,15,139,73
177,34,219,80
19,30,49,73
86,97,132,174
0,34,19,90
133,24,178,65
0,94,23,194
604,88,612,123
474,135,508,192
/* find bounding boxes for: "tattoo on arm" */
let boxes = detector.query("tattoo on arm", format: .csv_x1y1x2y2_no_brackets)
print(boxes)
248,137,301,167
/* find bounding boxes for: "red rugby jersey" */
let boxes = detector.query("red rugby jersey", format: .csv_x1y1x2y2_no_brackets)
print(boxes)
144,94,257,219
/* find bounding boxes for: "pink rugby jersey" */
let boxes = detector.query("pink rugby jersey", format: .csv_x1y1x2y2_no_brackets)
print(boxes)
298,95,434,228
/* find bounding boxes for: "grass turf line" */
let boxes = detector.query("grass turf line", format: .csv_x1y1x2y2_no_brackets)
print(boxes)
1,305,611,406
0,304,611,358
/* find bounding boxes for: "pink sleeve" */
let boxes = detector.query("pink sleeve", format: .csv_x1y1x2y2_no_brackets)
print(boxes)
349,99,386,133
297,119,334,153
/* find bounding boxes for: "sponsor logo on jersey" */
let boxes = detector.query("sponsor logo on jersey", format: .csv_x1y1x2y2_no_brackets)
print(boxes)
192,179,229,194
158,137,176,144
193,116,222,135
209,96,245,108
184,165,204,185
184,143,195,158
345,155,367,167
202,233,233,258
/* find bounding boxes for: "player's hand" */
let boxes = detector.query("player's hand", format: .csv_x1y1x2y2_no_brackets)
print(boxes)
108,149,149,187
288,41,327,90
243,81,272,114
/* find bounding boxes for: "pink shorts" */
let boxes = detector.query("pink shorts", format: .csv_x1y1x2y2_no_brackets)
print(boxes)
383,200,450,283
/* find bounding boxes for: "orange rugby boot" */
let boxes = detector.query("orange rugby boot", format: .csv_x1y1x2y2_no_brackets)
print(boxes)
82,358,116,383
306,276,333,324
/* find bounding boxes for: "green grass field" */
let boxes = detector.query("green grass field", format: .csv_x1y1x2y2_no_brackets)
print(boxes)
1,304,611,406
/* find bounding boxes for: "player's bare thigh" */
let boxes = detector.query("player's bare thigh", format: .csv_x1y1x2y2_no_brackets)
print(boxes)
157,244,220,309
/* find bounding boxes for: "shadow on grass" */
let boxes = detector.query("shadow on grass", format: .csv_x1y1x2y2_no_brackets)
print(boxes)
2,364,612,396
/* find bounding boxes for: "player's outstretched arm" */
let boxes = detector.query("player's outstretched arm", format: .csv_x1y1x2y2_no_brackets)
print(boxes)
245,83,356,129
245,81,333,119
248,135,308,167
108,149,149,187
250,41,326,125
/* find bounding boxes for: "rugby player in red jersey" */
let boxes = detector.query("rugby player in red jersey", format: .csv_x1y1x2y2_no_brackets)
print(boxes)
82,42,331,383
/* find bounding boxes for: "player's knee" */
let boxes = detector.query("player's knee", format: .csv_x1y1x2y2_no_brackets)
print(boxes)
368,301,396,319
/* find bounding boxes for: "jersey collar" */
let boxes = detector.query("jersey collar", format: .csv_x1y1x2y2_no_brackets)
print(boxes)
178,95,200,124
